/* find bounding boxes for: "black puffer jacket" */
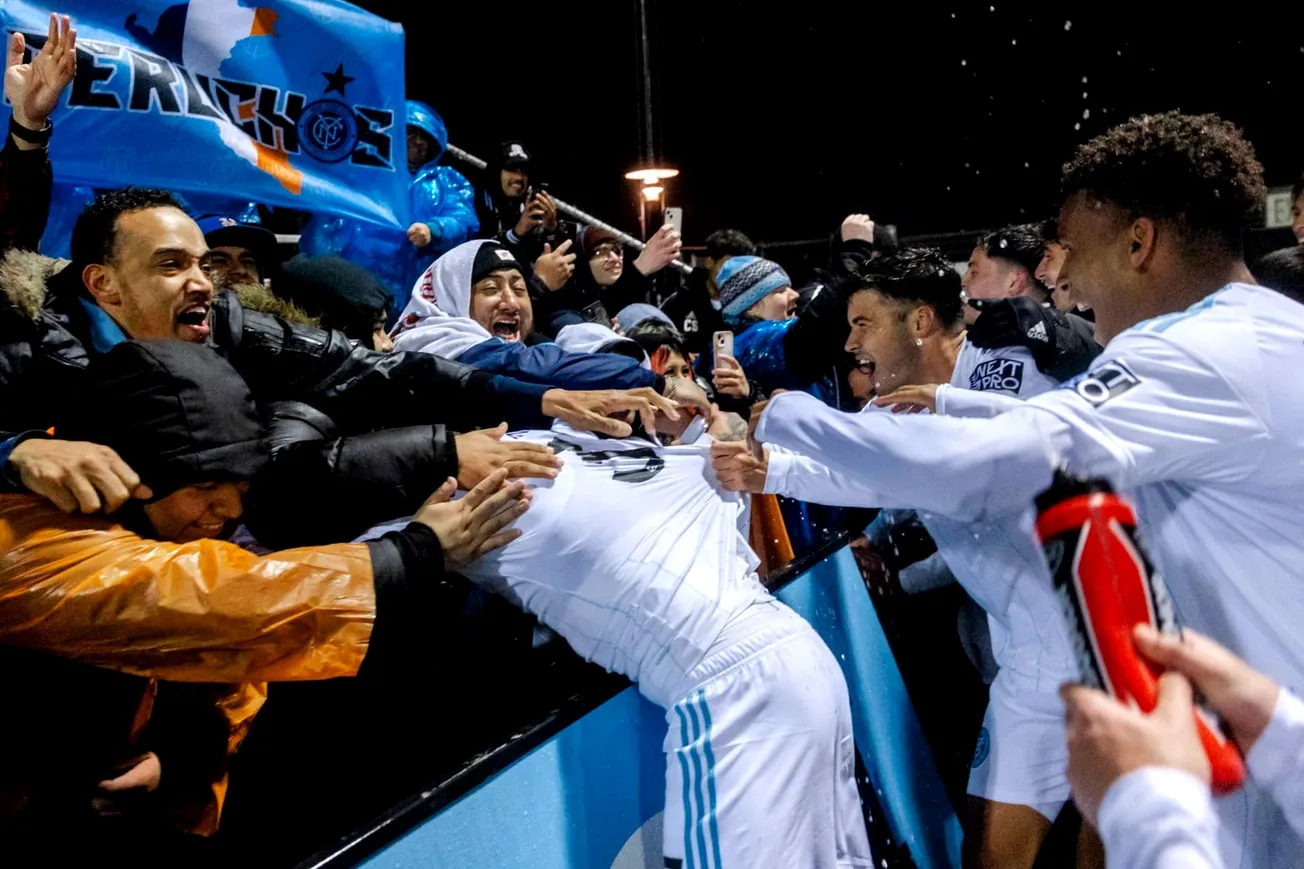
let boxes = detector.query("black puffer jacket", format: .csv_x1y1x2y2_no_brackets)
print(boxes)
0,252,550,545
250,401,451,548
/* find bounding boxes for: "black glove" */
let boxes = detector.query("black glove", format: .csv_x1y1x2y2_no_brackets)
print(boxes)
967,297,1102,380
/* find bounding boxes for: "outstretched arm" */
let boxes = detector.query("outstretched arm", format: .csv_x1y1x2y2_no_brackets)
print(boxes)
756,390,1061,522
1,15,77,251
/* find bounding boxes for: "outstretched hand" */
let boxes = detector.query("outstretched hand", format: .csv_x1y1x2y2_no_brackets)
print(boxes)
8,438,152,513
710,440,768,493
413,471,531,569
542,387,679,438
5,13,76,135
455,423,560,489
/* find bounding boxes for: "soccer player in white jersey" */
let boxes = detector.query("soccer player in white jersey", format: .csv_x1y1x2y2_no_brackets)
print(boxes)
363,386,873,869
716,247,1092,869
750,112,1304,868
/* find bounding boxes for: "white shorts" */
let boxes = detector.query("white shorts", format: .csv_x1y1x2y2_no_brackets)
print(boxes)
662,600,873,869
966,668,1070,820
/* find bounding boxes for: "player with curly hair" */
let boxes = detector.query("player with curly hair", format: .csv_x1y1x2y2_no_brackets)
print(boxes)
750,111,1304,868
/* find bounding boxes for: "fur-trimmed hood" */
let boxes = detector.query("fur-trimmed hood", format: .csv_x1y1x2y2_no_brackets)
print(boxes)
0,248,67,321
0,249,318,326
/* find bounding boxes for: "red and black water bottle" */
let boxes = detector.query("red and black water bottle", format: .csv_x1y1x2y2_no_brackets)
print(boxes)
1035,472,1246,795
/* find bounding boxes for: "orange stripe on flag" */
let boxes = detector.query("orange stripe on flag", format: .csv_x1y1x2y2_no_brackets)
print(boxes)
250,8,278,36
253,142,303,195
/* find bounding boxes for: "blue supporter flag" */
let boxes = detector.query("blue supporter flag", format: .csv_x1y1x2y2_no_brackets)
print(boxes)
0,0,408,229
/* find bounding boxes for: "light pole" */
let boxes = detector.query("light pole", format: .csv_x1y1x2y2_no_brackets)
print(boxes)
624,167,678,240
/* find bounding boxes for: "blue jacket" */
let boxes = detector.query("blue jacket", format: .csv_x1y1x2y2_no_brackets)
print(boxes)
699,318,835,401
458,339,660,428
729,318,804,394
300,102,478,321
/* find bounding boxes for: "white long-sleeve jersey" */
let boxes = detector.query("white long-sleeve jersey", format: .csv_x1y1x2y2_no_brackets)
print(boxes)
757,282,1304,867
766,343,1077,690
457,425,767,708
1098,689,1304,869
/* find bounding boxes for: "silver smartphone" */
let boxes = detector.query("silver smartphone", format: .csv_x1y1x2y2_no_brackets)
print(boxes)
713,330,734,369
664,207,683,234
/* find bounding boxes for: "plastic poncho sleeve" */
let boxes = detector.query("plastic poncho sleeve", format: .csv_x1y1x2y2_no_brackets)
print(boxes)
417,165,479,247
297,214,352,260
459,339,660,391
717,319,805,395
0,496,377,683
146,681,269,836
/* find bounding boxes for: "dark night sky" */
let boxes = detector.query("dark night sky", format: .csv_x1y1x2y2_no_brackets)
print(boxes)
358,1,1303,252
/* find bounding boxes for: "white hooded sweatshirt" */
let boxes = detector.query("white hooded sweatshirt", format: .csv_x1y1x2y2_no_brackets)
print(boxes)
391,239,512,360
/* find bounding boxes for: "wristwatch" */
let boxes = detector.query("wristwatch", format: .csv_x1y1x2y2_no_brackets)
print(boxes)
8,115,52,146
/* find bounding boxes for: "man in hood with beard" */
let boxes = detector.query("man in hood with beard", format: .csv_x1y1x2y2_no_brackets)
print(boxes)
392,239,677,405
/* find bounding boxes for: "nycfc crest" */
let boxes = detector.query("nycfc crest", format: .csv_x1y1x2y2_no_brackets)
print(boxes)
298,99,358,163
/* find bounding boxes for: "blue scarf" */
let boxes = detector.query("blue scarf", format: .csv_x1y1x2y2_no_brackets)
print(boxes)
78,297,128,353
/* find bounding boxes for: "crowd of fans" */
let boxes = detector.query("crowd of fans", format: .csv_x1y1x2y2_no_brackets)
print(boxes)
2,12,1304,869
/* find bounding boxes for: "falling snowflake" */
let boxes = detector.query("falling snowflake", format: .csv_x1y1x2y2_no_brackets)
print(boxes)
1082,91,1088,98
1064,20,1072,30
1083,108,1090,119
961,58,967,66
1082,76,1088,83
1012,39,1017,45
1074,122,1081,130
999,238,1008,248
1024,161,1030,167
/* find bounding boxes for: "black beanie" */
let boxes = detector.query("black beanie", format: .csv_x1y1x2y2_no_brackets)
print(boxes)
278,254,392,340
66,341,267,499
500,140,532,170
471,242,524,285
